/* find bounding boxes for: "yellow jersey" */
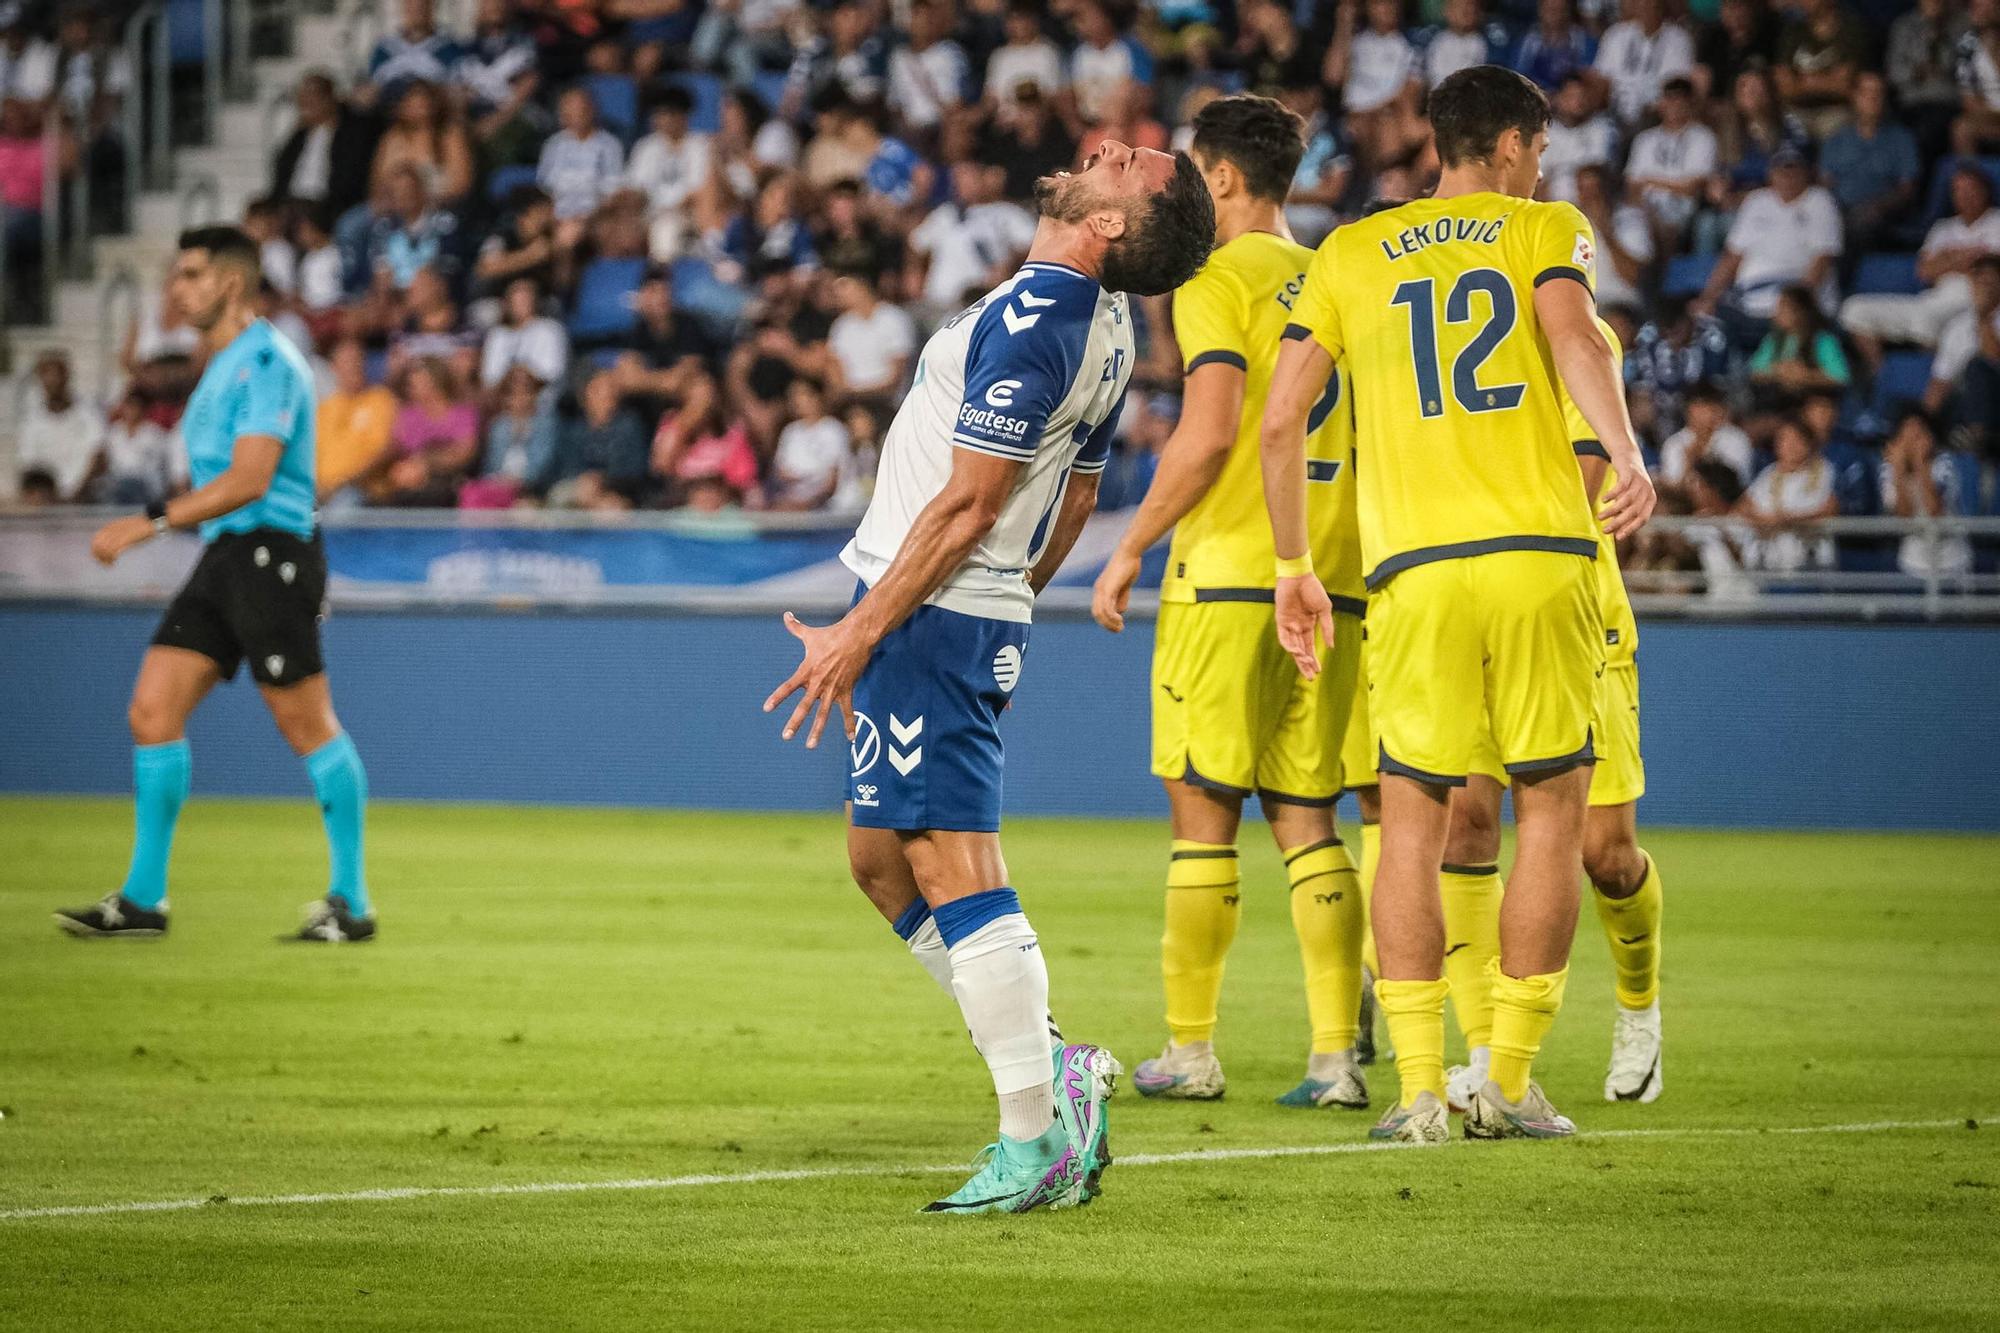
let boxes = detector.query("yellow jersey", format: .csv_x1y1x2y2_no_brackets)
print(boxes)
1558,320,1638,666
1163,230,1364,614
1291,193,1600,589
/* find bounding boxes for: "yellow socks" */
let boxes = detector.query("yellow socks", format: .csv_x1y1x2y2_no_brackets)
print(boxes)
1487,961,1570,1102
1375,977,1449,1106
1358,821,1381,979
1284,837,1363,1054
1162,840,1241,1045
1594,851,1663,1010
1440,863,1503,1050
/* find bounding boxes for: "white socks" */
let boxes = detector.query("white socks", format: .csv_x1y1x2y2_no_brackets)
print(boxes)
946,912,1058,1141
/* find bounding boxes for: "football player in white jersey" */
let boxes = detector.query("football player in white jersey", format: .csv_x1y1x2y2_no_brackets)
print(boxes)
767,141,1214,1215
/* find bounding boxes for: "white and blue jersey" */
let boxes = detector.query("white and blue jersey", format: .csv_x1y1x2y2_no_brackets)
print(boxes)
182,319,317,543
844,262,1133,833
842,261,1134,625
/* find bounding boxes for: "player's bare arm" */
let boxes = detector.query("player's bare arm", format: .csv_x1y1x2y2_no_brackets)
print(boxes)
1090,361,1245,631
1257,334,1337,679
765,447,1025,748
1030,470,1104,595
91,436,286,567
1535,279,1656,538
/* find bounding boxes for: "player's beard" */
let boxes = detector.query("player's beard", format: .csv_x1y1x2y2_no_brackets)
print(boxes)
1033,171,1100,223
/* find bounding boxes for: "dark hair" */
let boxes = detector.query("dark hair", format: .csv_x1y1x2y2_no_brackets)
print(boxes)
1685,379,1727,407
506,183,552,216
1100,152,1216,297
650,84,695,117
1428,65,1551,168
1190,94,1306,203
1973,254,2000,280
1660,76,1695,99
178,224,261,278
1893,406,1937,438
1691,457,1744,506
1954,163,1995,207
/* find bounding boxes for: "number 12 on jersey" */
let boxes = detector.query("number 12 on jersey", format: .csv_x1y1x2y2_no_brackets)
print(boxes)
1389,267,1527,419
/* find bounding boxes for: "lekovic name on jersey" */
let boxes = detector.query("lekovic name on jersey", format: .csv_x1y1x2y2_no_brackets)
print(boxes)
1378,213,1511,261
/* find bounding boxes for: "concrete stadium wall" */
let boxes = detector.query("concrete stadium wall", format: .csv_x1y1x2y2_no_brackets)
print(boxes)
2,605,1996,831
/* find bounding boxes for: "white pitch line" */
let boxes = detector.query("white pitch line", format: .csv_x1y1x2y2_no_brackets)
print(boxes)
0,1116,1979,1223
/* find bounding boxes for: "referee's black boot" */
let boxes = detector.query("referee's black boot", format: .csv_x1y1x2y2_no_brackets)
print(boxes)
290,895,377,943
54,893,168,938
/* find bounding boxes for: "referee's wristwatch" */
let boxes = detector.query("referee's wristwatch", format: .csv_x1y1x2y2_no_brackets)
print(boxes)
145,500,171,536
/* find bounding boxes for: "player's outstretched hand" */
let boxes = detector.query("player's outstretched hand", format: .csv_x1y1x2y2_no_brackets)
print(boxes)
1274,574,1335,680
1599,463,1658,540
764,612,867,750
1091,548,1142,632
90,515,156,567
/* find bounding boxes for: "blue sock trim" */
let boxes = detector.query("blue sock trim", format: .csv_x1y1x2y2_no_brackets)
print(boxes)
933,888,1022,948
890,898,932,942
303,731,359,783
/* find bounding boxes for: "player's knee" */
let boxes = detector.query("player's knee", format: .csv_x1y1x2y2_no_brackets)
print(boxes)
127,693,184,745
1442,801,1502,866
1582,820,1643,894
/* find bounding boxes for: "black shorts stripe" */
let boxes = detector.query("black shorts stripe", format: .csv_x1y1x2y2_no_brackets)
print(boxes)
1364,536,1598,590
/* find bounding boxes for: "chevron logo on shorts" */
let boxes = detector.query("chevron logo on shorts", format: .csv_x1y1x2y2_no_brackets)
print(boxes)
888,714,923,776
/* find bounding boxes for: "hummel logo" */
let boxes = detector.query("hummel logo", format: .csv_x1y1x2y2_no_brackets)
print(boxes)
1001,304,1041,335
1617,933,1650,945
1017,290,1057,309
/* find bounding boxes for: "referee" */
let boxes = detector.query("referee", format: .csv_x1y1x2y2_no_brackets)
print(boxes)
56,226,375,943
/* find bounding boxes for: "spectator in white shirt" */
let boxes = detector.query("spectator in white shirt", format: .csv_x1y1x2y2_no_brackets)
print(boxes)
886,0,968,133
1658,381,1756,491
1924,257,2000,414
1880,408,1974,577
1425,0,1489,89
1844,165,2000,353
1591,0,1695,124
1540,73,1617,204
293,204,345,320
0,14,56,104
95,390,184,505
769,376,859,511
1327,0,1425,171
1740,416,1838,571
1695,146,1842,325
480,277,569,390
908,161,1037,311
1574,163,1655,313
1623,77,1717,236
1069,2,1135,124
623,85,712,219
827,271,916,401
537,86,624,245
17,352,105,502
984,3,1065,110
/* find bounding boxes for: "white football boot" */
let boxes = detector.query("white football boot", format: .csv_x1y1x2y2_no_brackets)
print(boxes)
1604,1001,1664,1103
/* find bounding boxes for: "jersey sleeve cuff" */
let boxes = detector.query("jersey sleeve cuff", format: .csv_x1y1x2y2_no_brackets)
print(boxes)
1070,456,1108,474
950,433,1038,460
1572,438,1609,459
1534,265,1592,292
1185,349,1248,373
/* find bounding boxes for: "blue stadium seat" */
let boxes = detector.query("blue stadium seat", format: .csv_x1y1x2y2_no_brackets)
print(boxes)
750,71,791,115
674,74,726,134
486,164,539,207
1661,252,1716,299
569,256,647,342
586,73,640,144
167,0,207,64
1873,349,1934,414
1851,253,1922,296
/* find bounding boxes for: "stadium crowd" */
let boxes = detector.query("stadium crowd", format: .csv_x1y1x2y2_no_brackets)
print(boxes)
10,0,2000,577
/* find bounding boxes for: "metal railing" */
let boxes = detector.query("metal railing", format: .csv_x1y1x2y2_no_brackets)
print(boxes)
122,3,173,207
96,266,142,403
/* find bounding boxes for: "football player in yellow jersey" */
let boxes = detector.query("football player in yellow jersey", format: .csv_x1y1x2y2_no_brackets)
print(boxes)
1090,95,1371,1111
1440,322,1666,1111
1258,66,1655,1144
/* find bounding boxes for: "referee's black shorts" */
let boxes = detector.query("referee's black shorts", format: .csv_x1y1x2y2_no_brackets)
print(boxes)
152,528,328,688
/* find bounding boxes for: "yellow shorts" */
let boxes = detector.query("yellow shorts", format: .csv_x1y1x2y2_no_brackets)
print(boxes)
1466,658,1645,806
1589,660,1645,807
1340,638,1377,791
1368,550,1603,785
1151,599,1362,806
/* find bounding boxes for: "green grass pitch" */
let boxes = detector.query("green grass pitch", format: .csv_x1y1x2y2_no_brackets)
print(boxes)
1,798,1996,1331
